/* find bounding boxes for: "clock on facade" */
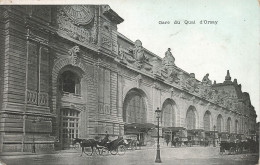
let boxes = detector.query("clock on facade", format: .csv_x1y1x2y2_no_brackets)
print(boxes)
63,5,94,25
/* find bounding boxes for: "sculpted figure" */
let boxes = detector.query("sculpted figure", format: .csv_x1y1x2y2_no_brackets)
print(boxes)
185,73,199,93
132,40,147,62
202,73,212,85
162,48,175,68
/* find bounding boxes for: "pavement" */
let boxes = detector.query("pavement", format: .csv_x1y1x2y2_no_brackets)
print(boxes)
0,146,259,165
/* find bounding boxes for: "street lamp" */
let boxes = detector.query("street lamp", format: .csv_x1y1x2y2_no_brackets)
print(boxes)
213,125,216,147
155,107,162,163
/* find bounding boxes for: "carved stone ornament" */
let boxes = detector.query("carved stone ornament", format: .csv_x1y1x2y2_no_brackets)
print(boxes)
125,40,151,69
162,48,175,68
57,6,98,44
68,46,80,65
63,5,94,25
185,73,200,93
202,73,212,86
135,74,143,88
132,40,147,62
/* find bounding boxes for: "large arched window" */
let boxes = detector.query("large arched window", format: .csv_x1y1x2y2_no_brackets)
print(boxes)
186,107,196,130
203,111,211,131
123,89,147,124
217,114,223,132
60,70,81,95
227,117,231,133
235,120,239,134
162,99,176,127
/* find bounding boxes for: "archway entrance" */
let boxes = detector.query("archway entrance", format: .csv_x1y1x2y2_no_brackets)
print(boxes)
60,109,80,149
161,99,176,146
123,88,151,146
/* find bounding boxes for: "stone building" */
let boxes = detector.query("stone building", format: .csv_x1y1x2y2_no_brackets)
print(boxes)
0,5,257,152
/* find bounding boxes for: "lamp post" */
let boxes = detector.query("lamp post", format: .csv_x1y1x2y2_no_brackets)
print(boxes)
213,125,216,147
155,107,162,163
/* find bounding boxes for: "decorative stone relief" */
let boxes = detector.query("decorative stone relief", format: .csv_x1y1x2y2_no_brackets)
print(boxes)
160,48,180,84
152,82,161,90
185,73,200,93
162,48,175,67
68,45,80,65
126,40,151,70
151,57,161,75
135,74,143,88
131,40,148,63
95,58,111,69
57,6,98,45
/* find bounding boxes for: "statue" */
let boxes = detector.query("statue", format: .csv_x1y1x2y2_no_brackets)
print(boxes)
132,40,148,63
202,73,212,86
162,48,175,68
185,73,199,93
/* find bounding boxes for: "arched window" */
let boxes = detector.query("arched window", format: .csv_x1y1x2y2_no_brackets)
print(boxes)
227,117,231,133
217,114,223,132
162,99,176,127
60,71,81,95
123,90,146,124
186,107,196,130
235,120,239,134
203,111,211,131
244,122,248,134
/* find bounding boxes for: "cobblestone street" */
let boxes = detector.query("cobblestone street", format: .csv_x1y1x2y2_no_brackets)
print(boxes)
1,147,259,165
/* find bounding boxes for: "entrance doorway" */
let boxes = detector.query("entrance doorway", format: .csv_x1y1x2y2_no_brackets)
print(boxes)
61,109,80,149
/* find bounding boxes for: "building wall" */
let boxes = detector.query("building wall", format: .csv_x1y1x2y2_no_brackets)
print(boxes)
0,5,257,152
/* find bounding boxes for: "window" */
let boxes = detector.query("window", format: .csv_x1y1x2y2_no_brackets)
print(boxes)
123,91,146,124
162,100,175,127
60,71,81,95
203,111,211,131
227,117,231,133
217,115,223,132
235,120,239,133
186,108,196,130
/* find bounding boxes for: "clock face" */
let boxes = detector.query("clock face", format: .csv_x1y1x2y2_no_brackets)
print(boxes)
63,5,94,25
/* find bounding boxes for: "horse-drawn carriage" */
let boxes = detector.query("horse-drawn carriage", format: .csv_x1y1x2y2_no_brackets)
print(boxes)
219,139,259,155
72,136,127,156
99,137,127,156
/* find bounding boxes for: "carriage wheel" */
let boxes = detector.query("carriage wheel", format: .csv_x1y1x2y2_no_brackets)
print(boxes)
117,145,126,155
229,147,235,155
219,147,224,155
83,147,93,156
110,149,118,155
101,147,110,156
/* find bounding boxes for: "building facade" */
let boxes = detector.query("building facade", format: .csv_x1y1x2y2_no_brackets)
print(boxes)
0,5,257,152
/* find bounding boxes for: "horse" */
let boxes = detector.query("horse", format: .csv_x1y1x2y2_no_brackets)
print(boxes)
72,138,98,156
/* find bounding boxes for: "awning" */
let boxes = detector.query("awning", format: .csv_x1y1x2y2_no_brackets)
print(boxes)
124,123,156,130
163,127,186,132
187,129,204,133
205,130,218,134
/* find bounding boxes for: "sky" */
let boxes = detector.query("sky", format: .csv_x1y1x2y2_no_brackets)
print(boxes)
2,0,259,121
109,0,260,122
